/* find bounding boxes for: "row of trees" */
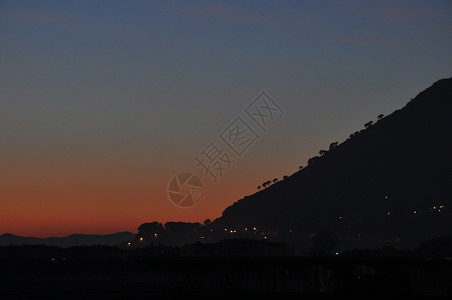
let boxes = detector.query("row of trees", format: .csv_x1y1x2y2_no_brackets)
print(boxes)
307,114,385,165
258,178,279,190
257,114,386,190
257,174,296,190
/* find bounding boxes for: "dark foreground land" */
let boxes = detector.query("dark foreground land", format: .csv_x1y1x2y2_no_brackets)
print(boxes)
1,246,452,299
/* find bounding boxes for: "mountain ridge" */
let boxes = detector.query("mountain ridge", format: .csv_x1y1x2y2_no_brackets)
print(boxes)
214,77,452,249
0,231,135,247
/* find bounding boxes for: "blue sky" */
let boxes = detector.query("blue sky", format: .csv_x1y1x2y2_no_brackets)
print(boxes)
1,0,451,236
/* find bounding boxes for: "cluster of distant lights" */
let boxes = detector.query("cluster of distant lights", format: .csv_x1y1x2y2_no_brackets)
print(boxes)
218,227,289,240
381,196,446,215
336,205,446,222
128,227,295,245
197,227,282,240
393,205,445,215
128,205,446,246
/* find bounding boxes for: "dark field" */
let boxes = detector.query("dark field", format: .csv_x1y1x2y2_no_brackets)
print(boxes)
1,246,452,299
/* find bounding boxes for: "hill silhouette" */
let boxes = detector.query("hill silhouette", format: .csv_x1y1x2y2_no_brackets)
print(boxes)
214,78,452,249
0,232,135,248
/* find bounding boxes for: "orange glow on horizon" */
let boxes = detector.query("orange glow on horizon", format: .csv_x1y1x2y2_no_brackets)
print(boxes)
0,140,299,237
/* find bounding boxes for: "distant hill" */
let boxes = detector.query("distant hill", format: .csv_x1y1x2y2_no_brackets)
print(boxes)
0,232,135,247
214,78,452,249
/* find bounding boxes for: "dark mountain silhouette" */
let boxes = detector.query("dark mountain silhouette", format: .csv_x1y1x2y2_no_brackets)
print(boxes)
0,232,135,247
214,78,452,249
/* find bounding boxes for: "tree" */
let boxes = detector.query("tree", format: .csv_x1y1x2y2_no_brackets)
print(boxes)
364,121,373,128
203,219,211,226
273,178,278,183
283,175,288,180
257,185,261,190
377,114,384,120
329,142,338,150
299,165,303,170
137,222,164,244
319,149,327,156
138,222,164,236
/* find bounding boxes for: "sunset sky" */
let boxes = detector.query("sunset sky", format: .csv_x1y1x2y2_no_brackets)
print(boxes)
1,0,452,237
